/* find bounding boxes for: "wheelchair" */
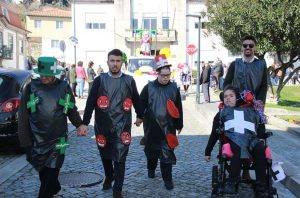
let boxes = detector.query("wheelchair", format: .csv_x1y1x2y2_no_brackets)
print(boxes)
211,130,278,198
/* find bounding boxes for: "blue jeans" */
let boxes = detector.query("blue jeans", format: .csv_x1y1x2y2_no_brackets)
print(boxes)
76,78,85,97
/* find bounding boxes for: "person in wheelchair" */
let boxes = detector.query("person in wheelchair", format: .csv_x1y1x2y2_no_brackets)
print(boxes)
205,85,268,197
205,89,252,182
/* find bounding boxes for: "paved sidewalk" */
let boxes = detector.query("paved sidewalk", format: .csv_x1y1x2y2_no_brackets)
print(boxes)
0,88,299,197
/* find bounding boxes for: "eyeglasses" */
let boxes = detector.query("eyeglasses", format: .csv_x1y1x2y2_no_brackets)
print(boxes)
242,44,255,49
159,73,171,78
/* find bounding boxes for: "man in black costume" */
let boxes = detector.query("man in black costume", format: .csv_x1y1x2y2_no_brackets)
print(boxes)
223,35,268,197
140,54,183,190
18,57,84,198
80,49,143,198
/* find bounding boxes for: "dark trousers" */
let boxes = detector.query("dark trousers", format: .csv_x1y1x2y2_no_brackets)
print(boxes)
202,82,210,102
71,82,77,96
38,167,61,198
88,82,93,94
228,141,266,183
102,158,125,192
147,159,172,181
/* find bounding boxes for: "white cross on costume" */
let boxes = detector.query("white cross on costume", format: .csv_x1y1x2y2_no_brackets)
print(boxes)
224,110,255,134
50,62,57,73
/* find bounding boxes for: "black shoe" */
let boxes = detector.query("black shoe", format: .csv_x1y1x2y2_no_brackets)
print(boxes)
113,191,123,198
255,182,268,198
164,180,174,190
223,182,236,194
102,176,114,190
148,170,155,178
53,183,61,196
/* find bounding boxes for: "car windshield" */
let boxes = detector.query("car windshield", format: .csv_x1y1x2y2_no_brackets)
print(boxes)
0,75,20,102
128,58,157,73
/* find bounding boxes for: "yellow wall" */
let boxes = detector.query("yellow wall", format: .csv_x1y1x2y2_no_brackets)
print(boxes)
26,16,72,40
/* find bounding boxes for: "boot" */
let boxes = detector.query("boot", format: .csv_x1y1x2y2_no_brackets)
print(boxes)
223,182,237,194
255,182,268,198
102,176,114,190
148,169,155,178
113,191,123,198
164,180,174,190
242,169,252,182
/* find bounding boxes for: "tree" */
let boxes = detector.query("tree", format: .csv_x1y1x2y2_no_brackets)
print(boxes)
21,0,34,8
205,0,300,101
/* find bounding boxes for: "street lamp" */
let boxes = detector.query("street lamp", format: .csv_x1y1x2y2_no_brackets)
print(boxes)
186,14,201,104
73,0,77,64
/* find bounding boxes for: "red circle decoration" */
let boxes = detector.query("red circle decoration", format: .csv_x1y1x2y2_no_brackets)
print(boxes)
96,134,106,148
97,96,110,110
186,44,197,55
121,132,131,145
123,98,133,111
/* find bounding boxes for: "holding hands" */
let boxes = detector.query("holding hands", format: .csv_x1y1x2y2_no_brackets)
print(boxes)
77,124,88,136
134,118,143,127
205,156,211,162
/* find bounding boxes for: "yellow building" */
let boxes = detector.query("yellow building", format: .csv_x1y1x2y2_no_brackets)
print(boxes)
26,8,73,64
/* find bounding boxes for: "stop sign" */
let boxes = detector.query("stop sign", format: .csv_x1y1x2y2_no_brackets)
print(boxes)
187,44,197,55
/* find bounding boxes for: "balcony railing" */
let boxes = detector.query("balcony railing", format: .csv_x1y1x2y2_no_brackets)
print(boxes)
125,29,177,42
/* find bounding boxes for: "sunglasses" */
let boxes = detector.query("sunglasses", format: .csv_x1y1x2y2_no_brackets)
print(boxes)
243,44,255,48
159,73,171,78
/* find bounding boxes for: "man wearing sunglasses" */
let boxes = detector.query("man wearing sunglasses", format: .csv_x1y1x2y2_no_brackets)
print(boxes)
223,35,268,197
224,35,268,116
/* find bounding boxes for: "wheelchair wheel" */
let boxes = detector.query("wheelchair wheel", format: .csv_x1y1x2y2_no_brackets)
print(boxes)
266,161,278,198
211,165,219,197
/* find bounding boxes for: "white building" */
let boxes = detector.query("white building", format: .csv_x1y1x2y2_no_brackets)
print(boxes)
72,0,234,70
71,0,114,71
0,2,29,69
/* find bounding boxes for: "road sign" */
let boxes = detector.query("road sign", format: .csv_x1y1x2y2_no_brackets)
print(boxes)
69,36,78,46
187,44,197,55
59,40,66,52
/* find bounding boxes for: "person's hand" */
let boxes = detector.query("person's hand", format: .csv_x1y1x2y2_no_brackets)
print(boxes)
77,124,88,136
134,118,143,127
177,129,182,134
205,156,211,162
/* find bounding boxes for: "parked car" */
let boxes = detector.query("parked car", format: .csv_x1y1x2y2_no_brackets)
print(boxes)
0,68,32,152
126,56,157,93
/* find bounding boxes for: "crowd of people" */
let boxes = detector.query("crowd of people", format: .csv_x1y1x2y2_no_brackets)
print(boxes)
18,35,273,198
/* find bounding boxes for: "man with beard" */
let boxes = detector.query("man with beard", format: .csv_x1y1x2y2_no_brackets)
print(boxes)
140,54,183,190
223,35,268,197
80,49,143,198
224,35,268,137
18,57,84,198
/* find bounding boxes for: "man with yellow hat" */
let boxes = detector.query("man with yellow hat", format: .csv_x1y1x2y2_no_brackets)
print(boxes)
18,57,85,198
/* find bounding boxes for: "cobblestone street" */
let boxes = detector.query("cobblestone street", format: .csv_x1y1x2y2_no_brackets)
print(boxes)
0,93,298,198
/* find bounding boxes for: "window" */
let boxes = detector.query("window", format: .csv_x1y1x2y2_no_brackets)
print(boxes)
195,22,209,29
143,17,157,30
8,34,13,51
19,40,24,54
85,13,106,30
132,18,138,29
56,21,63,29
34,20,41,28
51,40,59,48
99,23,106,29
162,17,169,29
0,32,3,56
86,23,92,29
2,7,9,19
8,34,13,58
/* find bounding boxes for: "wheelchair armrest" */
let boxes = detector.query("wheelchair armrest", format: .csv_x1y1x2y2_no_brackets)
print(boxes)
264,132,273,139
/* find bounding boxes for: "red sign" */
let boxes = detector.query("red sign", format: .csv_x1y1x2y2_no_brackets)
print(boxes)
187,44,197,55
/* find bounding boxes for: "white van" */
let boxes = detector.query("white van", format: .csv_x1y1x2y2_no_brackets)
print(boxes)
126,56,157,93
